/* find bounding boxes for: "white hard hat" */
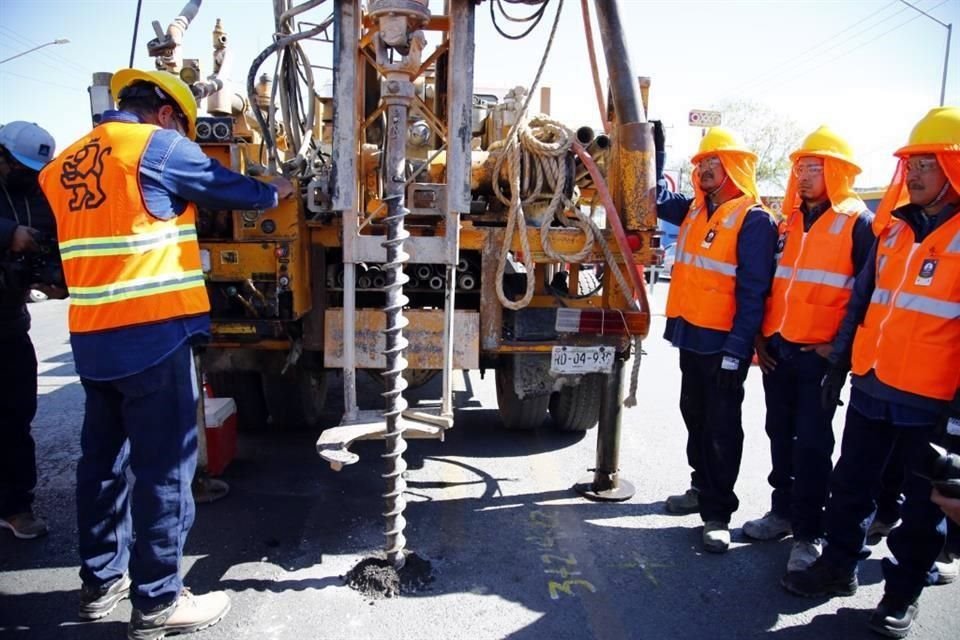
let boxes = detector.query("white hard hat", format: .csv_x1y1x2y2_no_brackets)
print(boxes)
0,121,56,171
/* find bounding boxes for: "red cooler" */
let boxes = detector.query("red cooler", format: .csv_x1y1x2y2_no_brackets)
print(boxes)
204,397,237,476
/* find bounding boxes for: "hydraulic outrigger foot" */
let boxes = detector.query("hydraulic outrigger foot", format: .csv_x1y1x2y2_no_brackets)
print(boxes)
574,356,636,502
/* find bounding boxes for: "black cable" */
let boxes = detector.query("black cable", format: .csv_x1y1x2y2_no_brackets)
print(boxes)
490,0,550,40
129,0,144,67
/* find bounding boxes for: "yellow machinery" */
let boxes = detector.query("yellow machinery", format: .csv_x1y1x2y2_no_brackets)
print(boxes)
98,0,661,565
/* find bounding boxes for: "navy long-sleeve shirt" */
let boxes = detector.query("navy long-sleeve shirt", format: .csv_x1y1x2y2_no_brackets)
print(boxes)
70,111,279,381
1,183,57,333
831,202,960,425
768,201,875,358
657,182,778,361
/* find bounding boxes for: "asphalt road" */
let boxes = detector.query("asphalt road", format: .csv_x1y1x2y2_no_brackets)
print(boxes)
1,290,957,640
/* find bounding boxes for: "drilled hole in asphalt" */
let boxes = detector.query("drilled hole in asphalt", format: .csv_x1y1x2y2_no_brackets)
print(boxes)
344,553,434,598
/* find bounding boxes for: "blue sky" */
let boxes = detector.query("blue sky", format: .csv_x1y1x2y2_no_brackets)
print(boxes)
1,0,957,189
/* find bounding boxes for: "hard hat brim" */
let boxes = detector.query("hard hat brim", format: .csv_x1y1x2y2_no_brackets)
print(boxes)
894,142,960,158
110,68,197,140
789,149,862,174
691,148,757,165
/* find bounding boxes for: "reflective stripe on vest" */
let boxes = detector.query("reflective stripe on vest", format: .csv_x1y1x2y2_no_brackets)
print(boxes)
59,225,198,260
38,121,210,333
851,215,960,401
68,270,206,306
893,292,960,319
761,207,859,343
676,252,737,276
871,288,891,305
771,266,854,290
665,195,761,332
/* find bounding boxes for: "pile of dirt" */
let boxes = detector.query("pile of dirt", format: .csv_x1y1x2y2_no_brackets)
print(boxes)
345,553,434,598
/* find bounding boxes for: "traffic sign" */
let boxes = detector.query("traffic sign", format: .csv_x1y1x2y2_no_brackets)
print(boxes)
688,109,722,127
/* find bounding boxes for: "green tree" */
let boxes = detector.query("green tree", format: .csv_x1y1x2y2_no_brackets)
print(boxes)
711,99,804,193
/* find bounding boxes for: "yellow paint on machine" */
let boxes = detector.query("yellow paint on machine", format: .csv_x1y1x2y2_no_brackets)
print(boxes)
323,308,479,369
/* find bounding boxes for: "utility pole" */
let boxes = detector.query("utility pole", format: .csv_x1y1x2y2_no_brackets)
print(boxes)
898,0,952,106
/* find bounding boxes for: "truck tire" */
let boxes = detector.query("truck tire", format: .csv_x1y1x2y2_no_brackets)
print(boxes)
261,367,329,429
206,371,269,432
495,365,549,431
549,374,603,431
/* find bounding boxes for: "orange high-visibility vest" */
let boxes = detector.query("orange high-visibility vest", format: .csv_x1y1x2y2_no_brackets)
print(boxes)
38,122,209,334
762,207,861,343
851,212,960,401
666,195,762,331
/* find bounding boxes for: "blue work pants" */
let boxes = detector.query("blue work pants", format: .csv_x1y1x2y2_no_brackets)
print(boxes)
76,344,198,611
761,348,837,541
678,349,749,523
822,406,945,604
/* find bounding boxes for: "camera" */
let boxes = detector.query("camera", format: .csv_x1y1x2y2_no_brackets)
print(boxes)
0,230,64,293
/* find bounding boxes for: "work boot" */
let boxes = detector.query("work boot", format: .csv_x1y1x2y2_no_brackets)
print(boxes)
786,539,822,573
866,518,900,541
934,550,959,586
665,488,699,515
742,511,792,541
128,590,230,640
79,574,132,620
867,595,919,638
781,557,857,597
702,521,730,554
0,512,48,539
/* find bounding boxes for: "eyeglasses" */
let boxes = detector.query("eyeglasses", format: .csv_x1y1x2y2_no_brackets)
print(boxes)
793,164,824,178
697,157,722,171
904,157,939,174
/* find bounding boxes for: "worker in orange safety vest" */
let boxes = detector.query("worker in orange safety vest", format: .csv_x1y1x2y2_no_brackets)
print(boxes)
654,124,778,554
783,107,960,640
39,68,292,639
743,127,875,576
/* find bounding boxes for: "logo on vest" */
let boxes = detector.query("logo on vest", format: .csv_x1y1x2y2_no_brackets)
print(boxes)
59,139,112,212
701,228,717,249
915,258,937,287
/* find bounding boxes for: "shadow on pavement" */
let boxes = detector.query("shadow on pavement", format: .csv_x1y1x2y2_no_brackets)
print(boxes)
0,363,900,640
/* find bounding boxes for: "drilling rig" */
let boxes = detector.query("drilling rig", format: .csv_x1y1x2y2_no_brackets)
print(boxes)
92,0,661,566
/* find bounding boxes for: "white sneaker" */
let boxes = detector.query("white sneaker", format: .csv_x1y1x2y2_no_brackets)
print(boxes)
703,521,730,553
742,512,792,541
934,552,958,586
787,540,822,573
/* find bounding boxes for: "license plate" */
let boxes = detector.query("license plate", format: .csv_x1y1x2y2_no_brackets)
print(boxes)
550,346,614,374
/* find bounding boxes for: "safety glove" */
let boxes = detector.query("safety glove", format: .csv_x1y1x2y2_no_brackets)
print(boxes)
820,365,849,410
714,354,742,393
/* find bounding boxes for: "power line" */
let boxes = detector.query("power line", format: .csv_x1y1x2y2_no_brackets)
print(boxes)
0,40,83,77
0,68,86,92
753,0,951,94
731,0,920,95
0,25,87,74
